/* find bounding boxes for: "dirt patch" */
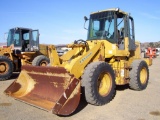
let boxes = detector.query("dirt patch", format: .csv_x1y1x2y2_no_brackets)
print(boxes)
150,111,160,116
0,103,12,106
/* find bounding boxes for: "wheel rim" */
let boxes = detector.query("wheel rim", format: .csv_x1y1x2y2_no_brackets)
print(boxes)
40,61,48,66
0,62,9,74
140,67,147,84
98,72,112,97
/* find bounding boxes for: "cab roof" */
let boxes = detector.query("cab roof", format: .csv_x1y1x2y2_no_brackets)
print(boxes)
91,8,128,15
10,27,33,31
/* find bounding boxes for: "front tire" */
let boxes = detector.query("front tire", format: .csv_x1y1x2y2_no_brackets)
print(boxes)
129,60,149,90
0,56,13,81
81,61,116,106
32,55,50,66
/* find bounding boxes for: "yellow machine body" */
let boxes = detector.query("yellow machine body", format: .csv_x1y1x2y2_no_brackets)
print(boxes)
4,8,151,115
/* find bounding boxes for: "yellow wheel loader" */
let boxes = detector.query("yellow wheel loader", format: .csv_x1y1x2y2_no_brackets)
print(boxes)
0,27,49,80
4,8,152,115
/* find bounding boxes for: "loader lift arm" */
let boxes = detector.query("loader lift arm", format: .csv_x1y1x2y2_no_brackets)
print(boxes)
69,42,105,78
48,41,105,78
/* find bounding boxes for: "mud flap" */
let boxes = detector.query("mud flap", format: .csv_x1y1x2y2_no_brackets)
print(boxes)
4,65,81,115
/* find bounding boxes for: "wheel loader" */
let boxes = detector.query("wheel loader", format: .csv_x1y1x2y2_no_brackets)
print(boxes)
0,27,49,80
4,8,152,116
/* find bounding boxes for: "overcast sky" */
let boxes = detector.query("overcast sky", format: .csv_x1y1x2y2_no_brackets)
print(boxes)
0,0,160,44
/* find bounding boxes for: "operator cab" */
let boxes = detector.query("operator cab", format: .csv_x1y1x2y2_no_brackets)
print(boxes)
7,27,39,53
86,8,135,51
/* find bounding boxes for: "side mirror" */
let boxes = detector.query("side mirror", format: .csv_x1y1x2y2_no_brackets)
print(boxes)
84,16,89,21
84,16,89,30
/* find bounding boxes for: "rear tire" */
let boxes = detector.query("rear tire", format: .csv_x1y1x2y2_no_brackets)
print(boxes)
0,56,13,81
81,61,116,106
129,60,149,90
32,55,50,66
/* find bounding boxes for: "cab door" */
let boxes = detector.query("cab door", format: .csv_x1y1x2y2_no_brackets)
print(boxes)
30,30,39,51
127,16,135,51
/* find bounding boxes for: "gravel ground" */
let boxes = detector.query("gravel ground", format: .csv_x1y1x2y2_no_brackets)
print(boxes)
0,56,160,120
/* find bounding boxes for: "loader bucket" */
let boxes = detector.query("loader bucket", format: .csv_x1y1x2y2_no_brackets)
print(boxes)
4,65,81,115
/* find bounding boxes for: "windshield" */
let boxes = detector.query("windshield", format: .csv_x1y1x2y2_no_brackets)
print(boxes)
7,29,21,47
87,11,115,42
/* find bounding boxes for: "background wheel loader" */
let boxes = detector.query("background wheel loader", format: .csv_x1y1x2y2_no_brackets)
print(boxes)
0,27,49,80
4,8,152,116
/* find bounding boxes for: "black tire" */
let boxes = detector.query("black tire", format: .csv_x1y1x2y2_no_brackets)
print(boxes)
0,56,13,81
32,55,50,66
81,61,116,106
129,60,149,90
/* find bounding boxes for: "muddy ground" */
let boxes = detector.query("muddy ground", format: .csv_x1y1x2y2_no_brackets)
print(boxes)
0,56,160,120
